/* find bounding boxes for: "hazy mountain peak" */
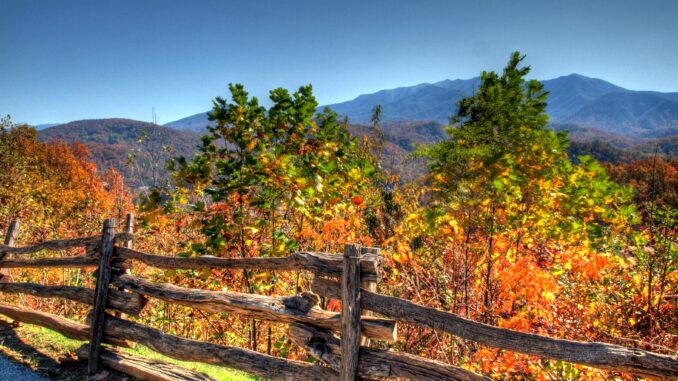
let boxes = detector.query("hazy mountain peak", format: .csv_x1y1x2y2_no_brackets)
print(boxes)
164,74,677,139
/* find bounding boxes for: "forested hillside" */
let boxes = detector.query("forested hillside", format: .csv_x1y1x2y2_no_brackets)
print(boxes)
165,74,678,138
324,73,678,138
39,119,200,188
2,53,676,380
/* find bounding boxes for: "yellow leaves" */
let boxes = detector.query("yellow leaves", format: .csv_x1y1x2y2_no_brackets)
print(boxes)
392,242,412,264
164,269,177,278
347,167,362,181
246,139,257,151
541,291,556,303
433,173,446,183
144,210,170,227
593,205,606,214
392,252,407,264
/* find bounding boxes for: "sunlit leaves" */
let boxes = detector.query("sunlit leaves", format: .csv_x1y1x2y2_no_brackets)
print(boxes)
167,84,379,261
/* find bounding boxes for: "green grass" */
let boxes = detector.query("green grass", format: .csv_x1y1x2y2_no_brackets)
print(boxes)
20,325,82,353
17,324,258,381
124,344,256,381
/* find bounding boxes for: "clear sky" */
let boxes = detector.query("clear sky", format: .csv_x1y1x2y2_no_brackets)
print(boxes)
2,0,677,125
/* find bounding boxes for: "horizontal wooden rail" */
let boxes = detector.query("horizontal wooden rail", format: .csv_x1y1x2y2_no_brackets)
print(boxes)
312,277,678,380
0,302,129,347
0,255,100,268
0,233,133,255
0,301,89,340
100,314,337,381
290,323,489,381
113,273,397,342
0,282,147,315
77,344,216,381
116,246,383,282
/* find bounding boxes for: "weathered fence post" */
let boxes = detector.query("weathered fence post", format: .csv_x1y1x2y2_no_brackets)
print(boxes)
87,218,116,378
360,246,379,347
340,243,361,381
0,219,21,280
114,213,134,319
122,213,134,249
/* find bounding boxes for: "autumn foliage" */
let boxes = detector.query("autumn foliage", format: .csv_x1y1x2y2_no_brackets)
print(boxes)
0,117,132,239
0,116,133,323
0,54,676,380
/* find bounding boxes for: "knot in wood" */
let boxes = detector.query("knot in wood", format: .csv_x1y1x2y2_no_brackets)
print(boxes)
281,292,320,312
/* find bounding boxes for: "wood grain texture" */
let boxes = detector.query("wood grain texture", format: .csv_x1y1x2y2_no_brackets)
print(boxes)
100,314,337,381
0,255,100,268
77,344,217,381
290,323,490,381
0,301,89,340
0,282,147,315
0,302,128,347
0,219,20,280
2,220,21,250
312,277,678,380
88,218,117,376
115,213,135,320
0,236,98,255
0,232,133,256
116,246,383,282
340,243,361,381
113,273,397,342
359,246,378,347
122,213,134,249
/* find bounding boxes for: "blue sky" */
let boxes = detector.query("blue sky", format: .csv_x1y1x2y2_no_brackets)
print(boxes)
2,0,677,125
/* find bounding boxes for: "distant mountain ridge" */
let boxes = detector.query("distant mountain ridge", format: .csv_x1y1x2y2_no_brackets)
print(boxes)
164,74,678,139
39,118,200,187
326,74,678,138
164,113,210,133
36,113,675,188
37,74,678,185
33,123,60,130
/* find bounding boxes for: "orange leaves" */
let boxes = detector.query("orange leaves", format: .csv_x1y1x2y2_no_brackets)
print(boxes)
326,299,341,312
1,125,133,236
246,139,257,151
563,250,611,282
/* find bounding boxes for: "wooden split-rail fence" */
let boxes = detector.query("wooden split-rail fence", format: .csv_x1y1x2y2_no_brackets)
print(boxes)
0,216,677,380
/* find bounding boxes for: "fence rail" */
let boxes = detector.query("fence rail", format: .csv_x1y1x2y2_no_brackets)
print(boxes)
0,216,676,381
115,246,384,282
312,277,678,380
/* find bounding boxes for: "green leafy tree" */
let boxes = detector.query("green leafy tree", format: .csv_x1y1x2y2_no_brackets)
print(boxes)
169,83,376,258
415,52,636,323
166,83,378,351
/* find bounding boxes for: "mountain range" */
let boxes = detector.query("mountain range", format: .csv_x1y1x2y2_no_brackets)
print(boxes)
166,74,678,139
39,119,199,187
33,74,678,185
328,74,678,138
